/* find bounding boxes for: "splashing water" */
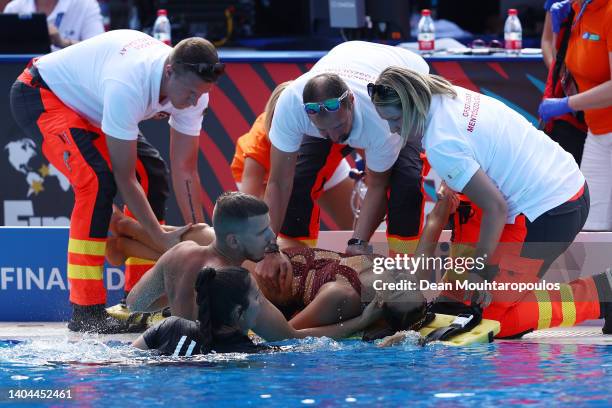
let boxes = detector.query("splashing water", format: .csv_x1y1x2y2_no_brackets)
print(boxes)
1,334,611,407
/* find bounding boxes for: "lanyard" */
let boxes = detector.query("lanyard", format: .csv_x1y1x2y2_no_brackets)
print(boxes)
572,0,593,29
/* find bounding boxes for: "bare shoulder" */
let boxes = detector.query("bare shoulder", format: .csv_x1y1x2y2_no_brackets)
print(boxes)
171,240,202,253
159,241,206,272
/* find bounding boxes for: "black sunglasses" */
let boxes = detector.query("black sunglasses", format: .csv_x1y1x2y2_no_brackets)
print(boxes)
367,83,396,99
175,61,226,80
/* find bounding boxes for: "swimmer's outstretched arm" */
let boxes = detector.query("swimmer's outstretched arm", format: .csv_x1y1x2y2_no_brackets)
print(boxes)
252,295,383,341
288,282,361,329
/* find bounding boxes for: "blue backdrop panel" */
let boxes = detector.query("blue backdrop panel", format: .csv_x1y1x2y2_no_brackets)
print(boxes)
0,227,124,321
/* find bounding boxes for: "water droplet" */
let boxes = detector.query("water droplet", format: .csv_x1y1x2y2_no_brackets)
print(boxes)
345,397,357,402
301,399,315,404
11,375,29,381
260,394,272,399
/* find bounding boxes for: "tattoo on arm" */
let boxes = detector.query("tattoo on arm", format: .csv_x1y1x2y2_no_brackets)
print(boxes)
185,179,196,224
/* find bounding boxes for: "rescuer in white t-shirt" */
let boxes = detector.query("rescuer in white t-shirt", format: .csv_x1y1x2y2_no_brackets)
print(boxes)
9,29,225,333
370,66,588,288
256,41,429,291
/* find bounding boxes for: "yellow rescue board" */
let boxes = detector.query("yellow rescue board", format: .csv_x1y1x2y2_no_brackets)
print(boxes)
106,304,166,326
108,304,500,346
420,313,500,346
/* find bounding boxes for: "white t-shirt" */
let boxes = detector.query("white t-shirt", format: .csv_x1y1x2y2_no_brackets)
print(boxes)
4,0,104,51
423,86,585,223
35,30,208,140
269,41,429,173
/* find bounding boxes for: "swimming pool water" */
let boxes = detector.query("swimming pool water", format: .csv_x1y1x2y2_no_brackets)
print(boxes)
1,335,611,407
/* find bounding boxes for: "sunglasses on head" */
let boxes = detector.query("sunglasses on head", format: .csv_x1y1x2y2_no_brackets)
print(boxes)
303,90,349,115
175,61,226,80
367,83,395,99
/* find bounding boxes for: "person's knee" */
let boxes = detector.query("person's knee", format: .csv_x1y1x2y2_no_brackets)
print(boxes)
187,223,215,245
191,223,211,232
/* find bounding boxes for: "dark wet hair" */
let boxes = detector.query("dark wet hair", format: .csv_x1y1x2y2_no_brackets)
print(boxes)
383,301,431,332
194,266,253,353
302,73,350,104
362,301,432,342
212,192,269,240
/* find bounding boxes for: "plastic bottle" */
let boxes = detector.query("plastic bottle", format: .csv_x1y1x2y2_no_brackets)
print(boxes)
129,4,141,31
153,9,171,46
417,9,435,56
504,9,522,56
98,0,110,31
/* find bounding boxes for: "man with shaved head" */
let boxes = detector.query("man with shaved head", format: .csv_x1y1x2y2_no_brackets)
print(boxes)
255,41,429,290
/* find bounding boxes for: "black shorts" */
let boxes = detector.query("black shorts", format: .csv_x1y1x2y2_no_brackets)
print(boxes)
280,136,424,248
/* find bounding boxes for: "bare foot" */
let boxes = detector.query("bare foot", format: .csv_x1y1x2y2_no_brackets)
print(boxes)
105,236,127,266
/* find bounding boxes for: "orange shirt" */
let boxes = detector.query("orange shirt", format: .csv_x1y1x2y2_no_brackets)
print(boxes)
231,113,271,182
565,0,612,134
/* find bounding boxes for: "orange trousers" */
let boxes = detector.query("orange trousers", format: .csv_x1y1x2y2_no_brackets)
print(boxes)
280,136,425,255
443,201,600,338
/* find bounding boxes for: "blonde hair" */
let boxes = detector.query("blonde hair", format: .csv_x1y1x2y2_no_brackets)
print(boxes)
263,81,293,134
371,66,456,146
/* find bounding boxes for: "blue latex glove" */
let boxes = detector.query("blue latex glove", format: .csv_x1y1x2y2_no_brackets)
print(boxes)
538,97,573,121
550,0,572,33
543,0,556,12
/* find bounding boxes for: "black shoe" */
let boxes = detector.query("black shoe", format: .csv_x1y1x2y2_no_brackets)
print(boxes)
593,271,612,335
68,304,130,334
602,304,612,335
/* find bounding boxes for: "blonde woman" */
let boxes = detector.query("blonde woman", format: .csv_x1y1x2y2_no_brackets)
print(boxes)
231,81,355,230
368,67,588,290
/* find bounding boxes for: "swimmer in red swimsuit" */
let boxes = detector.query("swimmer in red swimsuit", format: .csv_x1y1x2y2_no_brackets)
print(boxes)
109,207,429,337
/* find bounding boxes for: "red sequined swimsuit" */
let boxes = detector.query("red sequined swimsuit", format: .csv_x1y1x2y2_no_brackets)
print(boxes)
282,247,374,308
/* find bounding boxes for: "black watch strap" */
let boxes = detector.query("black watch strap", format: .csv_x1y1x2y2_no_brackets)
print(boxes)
264,242,280,254
347,238,368,246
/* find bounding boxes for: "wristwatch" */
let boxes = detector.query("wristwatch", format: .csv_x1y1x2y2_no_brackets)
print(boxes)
347,238,369,247
264,242,280,254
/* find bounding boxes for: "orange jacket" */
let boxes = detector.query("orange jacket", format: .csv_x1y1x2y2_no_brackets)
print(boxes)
566,0,612,134
231,113,271,183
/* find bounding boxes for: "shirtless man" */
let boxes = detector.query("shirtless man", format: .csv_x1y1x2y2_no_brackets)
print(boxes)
126,191,280,320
